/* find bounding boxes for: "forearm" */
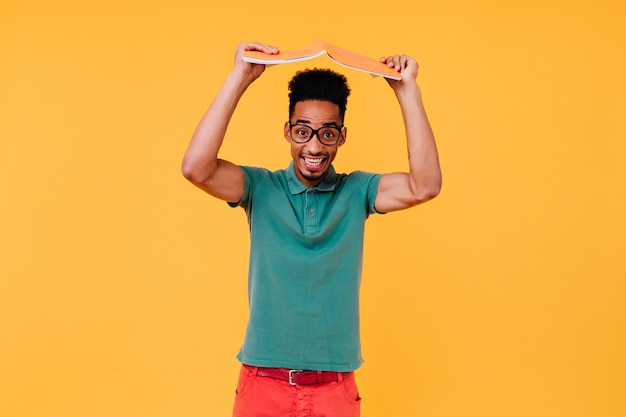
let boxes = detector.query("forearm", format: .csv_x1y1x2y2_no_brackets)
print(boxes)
182,70,253,184
395,83,442,201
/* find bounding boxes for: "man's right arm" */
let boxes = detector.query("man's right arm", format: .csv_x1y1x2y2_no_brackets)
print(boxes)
181,42,278,202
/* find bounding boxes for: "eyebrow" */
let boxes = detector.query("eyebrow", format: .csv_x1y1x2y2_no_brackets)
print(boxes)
294,119,341,128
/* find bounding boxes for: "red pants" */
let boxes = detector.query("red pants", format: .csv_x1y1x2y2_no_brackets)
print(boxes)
233,365,361,417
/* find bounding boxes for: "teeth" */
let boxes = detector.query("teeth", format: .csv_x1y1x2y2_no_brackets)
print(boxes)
304,157,322,166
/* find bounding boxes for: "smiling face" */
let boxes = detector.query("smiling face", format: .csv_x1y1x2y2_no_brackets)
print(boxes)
284,100,347,188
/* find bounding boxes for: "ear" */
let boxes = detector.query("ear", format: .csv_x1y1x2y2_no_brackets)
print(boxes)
283,121,291,143
337,126,347,147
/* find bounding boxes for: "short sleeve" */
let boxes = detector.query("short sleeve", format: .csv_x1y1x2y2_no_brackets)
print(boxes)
226,165,254,209
350,171,385,216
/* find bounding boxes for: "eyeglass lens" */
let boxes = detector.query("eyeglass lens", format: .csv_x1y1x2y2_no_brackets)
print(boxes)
290,125,341,145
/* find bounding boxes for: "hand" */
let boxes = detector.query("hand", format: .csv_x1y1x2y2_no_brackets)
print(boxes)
380,54,419,90
233,42,279,83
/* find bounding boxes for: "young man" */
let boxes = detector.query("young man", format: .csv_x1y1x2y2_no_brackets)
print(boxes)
182,42,441,417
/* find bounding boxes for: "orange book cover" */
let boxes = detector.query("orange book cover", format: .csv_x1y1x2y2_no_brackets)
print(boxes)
242,39,402,80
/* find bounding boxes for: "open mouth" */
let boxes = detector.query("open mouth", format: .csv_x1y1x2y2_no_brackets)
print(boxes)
303,156,325,169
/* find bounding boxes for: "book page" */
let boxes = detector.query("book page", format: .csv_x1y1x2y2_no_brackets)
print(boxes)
324,42,401,80
242,39,326,64
242,39,402,80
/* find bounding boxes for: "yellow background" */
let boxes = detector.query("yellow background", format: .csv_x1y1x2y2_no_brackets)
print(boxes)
1,0,625,416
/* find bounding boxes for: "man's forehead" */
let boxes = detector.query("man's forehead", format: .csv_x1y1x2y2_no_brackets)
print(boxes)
292,100,341,121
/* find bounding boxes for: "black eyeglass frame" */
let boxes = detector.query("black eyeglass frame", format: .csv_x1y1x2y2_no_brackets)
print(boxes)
288,122,345,146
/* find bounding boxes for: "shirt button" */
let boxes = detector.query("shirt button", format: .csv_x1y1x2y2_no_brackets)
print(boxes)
309,190,315,195
308,208,315,214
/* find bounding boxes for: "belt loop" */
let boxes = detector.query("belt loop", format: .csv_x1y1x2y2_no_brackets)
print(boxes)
317,370,322,384
337,372,343,383
252,366,259,376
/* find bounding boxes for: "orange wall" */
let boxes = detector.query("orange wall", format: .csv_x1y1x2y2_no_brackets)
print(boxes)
1,1,625,416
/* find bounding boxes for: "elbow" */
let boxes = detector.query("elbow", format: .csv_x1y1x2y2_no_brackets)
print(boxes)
181,159,197,183
411,181,442,205
181,158,211,185
416,188,441,205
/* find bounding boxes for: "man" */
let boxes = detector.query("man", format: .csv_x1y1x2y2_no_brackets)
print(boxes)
182,42,441,417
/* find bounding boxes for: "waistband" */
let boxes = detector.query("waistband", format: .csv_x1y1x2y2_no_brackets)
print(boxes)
244,364,353,386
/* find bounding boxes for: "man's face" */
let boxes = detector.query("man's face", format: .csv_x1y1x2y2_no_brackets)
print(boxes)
283,100,347,188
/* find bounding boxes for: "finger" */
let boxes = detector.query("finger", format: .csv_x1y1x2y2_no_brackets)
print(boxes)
381,55,396,68
381,54,415,72
397,55,417,73
241,42,280,55
408,56,419,73
391,55,402,71
399,55,408,69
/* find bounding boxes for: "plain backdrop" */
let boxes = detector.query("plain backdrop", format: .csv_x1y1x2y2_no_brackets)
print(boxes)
1,0,625,416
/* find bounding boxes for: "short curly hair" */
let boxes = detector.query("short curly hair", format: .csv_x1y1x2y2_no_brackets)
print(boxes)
288,68,351,121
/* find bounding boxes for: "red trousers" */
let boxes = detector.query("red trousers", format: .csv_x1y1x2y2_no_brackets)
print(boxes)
233,365,361,417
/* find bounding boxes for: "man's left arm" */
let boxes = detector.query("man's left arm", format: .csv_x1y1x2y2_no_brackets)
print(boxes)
374,54,442,213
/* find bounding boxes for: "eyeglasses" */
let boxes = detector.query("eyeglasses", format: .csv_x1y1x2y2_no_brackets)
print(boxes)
288,123,344,146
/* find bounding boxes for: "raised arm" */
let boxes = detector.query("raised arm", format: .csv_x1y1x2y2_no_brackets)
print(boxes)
373,54,442,213
181,42,279,202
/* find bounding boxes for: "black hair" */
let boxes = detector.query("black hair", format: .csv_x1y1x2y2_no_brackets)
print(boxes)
288,68,351,121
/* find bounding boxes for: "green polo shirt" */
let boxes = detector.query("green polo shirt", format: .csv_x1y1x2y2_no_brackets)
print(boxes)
229,162,383,371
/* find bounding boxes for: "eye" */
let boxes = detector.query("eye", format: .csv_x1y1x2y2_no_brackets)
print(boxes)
296,128,309,137
321,129,337,139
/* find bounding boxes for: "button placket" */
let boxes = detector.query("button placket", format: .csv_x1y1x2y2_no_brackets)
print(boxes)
304,189,318,235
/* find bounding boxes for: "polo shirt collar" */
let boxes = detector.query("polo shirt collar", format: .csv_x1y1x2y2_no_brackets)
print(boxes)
286,161,338,194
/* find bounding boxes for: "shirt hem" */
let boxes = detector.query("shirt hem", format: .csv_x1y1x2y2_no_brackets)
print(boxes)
237,355,363,372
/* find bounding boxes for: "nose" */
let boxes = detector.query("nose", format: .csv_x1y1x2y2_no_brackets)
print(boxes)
304,133,325,153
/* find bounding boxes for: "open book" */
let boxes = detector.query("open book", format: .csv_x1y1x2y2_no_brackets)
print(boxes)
242,39,402,80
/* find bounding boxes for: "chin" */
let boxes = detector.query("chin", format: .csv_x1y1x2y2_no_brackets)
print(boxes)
302,166,326,179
